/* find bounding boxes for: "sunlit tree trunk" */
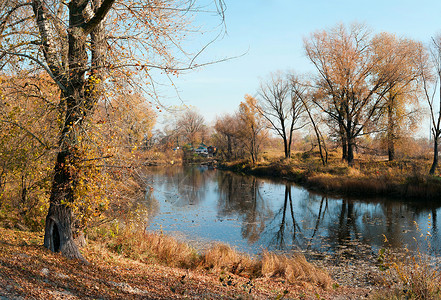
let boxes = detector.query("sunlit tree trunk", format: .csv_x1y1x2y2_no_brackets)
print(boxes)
44,0,89,260
33,0,114,260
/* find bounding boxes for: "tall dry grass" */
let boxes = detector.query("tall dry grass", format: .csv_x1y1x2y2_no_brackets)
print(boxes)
90,224,332,289
260,251,331,287
373,251,441,300
202,243,257,276
91,223,198,268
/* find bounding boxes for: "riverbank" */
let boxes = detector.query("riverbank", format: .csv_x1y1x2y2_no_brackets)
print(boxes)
219,153,441,201
0,226,391,299
2,225,440,299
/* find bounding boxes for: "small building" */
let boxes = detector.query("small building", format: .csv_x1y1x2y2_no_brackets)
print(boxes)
195,144,208,155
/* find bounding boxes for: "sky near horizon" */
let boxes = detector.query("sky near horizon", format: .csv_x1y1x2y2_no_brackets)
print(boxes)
156,0,441,129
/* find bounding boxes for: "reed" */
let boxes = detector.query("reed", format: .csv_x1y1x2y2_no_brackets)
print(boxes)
260,251,331,287
92,224,333,288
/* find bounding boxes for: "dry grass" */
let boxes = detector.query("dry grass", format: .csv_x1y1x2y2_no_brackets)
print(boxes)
222,150,441,200
372,252,441,300
202,243,256,275
372,221,441,300
90,224,333,289
202,245,332,288
3,227,326,299
260,251,331,287
91,223,198,268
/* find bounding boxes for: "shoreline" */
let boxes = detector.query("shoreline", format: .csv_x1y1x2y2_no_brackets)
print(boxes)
217,159,441,201
0,227,378,299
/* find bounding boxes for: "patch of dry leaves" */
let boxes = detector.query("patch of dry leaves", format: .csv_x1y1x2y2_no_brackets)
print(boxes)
0,227,381,299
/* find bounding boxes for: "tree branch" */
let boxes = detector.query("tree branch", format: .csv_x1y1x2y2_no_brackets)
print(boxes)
0,49,67,93
82,0,115,35
0,119,49,149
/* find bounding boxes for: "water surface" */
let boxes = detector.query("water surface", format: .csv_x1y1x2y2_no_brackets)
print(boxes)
143,166,441,258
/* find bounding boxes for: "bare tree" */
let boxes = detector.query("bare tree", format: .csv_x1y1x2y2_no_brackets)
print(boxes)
290,76,328,165
419,36,441,175
176,108,207,146
256,72,305,159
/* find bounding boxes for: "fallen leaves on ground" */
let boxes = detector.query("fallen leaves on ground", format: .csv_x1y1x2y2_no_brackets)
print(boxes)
0,227,378,299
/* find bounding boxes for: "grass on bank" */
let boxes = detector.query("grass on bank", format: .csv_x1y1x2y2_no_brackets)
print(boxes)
2,222,440,299
88,223,332,289
221,149,441,199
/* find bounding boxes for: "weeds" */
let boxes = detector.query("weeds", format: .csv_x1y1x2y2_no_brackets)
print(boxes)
374,218,441,300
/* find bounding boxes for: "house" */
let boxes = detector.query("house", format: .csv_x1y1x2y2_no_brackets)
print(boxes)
195,144,208,155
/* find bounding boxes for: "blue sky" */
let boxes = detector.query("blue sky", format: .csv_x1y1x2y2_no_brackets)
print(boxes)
157,0,441,126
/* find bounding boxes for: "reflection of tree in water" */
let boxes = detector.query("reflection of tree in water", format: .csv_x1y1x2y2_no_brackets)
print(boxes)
216,172,273,243
357,202,441,254
172,166,213,206
269,184,301,250
311,196,328,239
383,202,409,248
143,167,441,256
389,204,441,255
262,188,328,252
144,166,215,207
143,188,160,224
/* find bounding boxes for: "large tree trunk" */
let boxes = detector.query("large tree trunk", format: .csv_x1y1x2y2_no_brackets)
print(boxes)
387,140,395,162
44,146,85,260
44,0,89,260
32,0,114,260
287,131,292,159
429,135,439,175
340,125,347,161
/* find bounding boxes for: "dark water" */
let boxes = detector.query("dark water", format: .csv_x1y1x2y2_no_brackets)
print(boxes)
143,165,441,258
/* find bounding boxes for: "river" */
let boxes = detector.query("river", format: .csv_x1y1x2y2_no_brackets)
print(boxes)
143,165,441,259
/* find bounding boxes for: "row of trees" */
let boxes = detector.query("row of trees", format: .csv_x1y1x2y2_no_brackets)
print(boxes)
213,24,440,175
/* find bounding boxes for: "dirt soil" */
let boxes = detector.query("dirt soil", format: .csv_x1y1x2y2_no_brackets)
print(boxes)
0,227,389,299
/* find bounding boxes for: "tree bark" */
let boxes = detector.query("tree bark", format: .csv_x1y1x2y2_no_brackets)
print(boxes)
43,0,90,261
429,136,439,175
387,97,395,161
340,123,348,161
44,146,86,260
283,135,289,159
347,137,355,165
287,131,292,159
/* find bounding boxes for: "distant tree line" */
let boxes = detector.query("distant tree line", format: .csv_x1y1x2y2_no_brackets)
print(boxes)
213,24,441,175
